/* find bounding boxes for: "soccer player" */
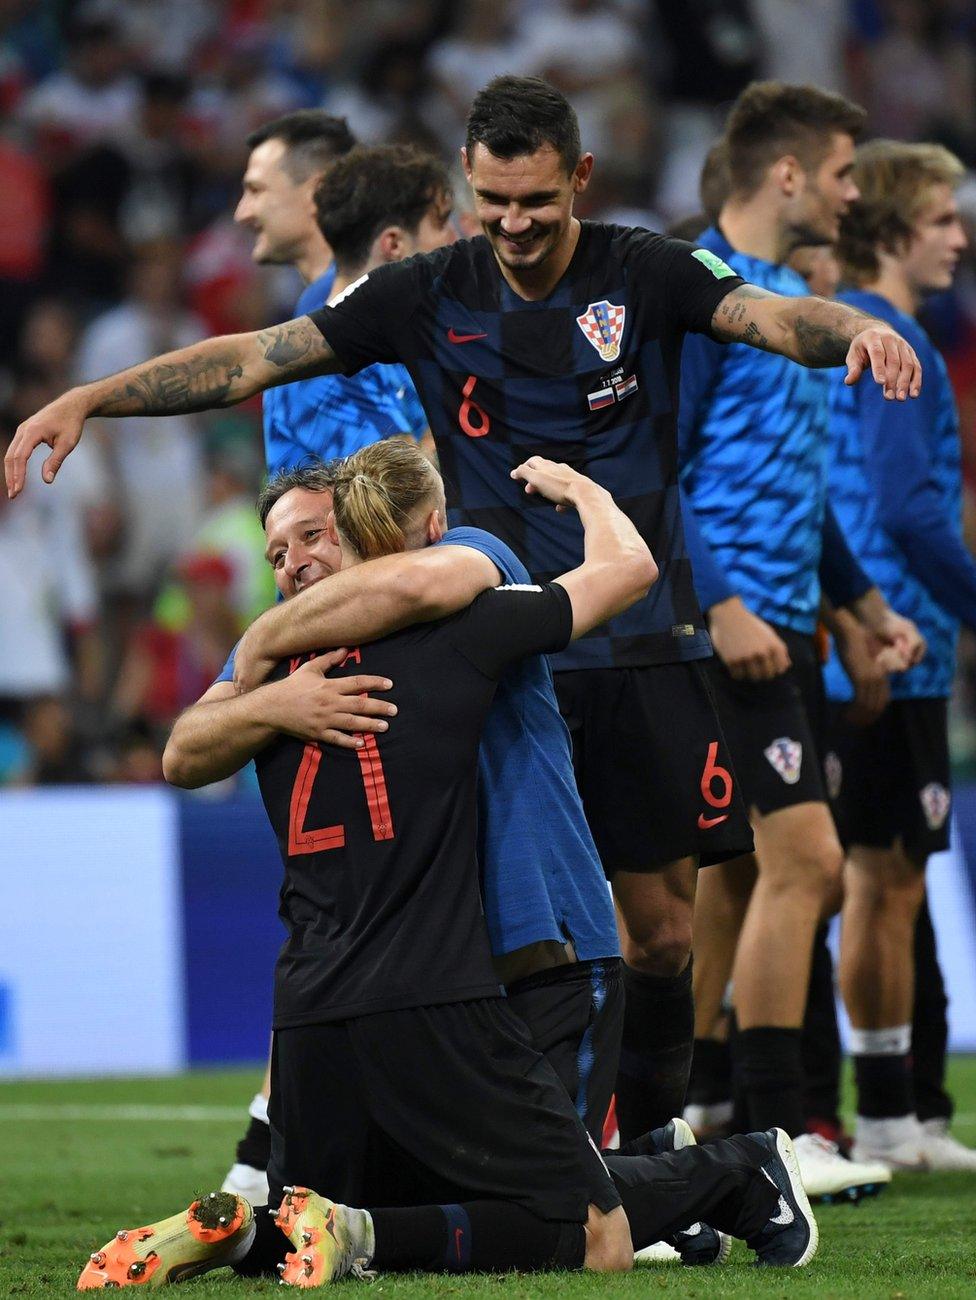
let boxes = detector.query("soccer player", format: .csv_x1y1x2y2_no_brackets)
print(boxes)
79,446,818,1288
236,118,445,471
677,82,921,1197
226,129,454,1199
824,140,976,1171
172,456,628,1151
7,75,923,1144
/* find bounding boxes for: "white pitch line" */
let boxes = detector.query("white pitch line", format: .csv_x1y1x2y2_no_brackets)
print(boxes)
0,1104,244,1121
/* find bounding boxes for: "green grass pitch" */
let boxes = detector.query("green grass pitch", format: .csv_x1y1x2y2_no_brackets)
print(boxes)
2,1061,975,1297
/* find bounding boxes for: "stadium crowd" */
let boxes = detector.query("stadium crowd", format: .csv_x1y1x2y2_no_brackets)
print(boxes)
2,0,976,785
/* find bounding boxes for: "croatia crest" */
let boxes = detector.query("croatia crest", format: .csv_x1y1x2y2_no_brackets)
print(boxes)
764,737,803,785
576,300,626,363
919,782,950,831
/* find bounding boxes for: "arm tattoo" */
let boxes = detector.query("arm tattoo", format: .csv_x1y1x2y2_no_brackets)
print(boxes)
256,316,339,382
711,284,777,346
792,317,850,367
94,354,247,416
88,316,339,418
257,321,315,368
713,285,883,368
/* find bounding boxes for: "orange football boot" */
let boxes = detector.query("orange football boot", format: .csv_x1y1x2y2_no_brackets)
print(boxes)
78,1191,255,1288
272,1186,374,1287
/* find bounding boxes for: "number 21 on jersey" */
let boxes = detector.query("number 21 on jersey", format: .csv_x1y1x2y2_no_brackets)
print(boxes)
286,650,395,854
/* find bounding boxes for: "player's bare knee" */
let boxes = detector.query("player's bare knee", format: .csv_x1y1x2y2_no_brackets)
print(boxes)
622,928,692,977
583,1205,633,1272
760,834,841,902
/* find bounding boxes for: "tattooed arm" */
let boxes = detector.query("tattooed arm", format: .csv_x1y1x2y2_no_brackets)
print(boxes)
5,316,340,498
710,284,922,401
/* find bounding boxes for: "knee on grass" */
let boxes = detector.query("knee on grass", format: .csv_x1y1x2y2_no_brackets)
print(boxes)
584,1205,633,1272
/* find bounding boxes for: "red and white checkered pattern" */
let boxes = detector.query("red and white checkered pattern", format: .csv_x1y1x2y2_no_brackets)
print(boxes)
576,300,626,361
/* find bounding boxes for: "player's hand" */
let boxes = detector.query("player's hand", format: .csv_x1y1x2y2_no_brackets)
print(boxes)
871,607,926,668
844,326,922,400
708,596,792,681
233,619,282,695
4,388,90,499
510,456,592,511
834,622,892,726
262,649,397,749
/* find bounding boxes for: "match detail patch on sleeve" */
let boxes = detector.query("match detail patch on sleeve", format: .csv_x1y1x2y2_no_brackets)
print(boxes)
692,248,737,280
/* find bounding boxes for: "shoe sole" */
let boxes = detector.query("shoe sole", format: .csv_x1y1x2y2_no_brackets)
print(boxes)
772,1129,819,1268
670,1117,697,1151
77,1193,255,1289
273,1186,346,1287
809,1180,888,1206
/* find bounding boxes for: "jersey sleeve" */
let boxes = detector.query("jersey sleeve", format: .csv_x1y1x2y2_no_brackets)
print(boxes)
309,258,427,375
437,526,529,585
625,232,744,338
666,239,746,337
858,371,976,630
450,583,573,679
820,501,872,608
212,640,240,686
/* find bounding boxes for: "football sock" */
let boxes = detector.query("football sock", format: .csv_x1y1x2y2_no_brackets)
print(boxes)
850,1025,913,1118
733,1027,805,1137
232,1206,288,1276
912,896,953,1123
801,923,843,1128
615,961,694,1141
603,1135,779,1247
233,1093,272,1171
369,1202,584,1272
688,1036,733,1105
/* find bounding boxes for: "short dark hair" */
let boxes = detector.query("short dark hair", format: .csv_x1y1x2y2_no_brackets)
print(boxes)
256,461,340,527
725,81,866,198
465,76,581,175
246,111,356,184
314,144,451,273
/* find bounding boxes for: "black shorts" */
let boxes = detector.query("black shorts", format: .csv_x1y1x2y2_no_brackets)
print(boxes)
506,958,623,1145
706,626,828,816
554,661,753,873
825,697,951,859
267,998,620,1223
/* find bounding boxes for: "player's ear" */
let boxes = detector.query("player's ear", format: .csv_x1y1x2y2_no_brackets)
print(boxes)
326,510,340,546
774,155,801,197
376,225,403,263
426,509,444,544
572,153,594,194
460,146,472,182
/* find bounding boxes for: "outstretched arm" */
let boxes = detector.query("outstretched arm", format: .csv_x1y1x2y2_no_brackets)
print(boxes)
234,545,501,693
5,316,342,498
710,285,922,401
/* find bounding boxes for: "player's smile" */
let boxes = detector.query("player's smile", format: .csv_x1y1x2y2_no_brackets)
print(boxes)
462,141,594,294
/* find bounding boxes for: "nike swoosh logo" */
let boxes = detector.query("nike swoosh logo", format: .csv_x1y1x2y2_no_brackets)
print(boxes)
698,813,729,830
769,1196,795,1226
447,328,487,343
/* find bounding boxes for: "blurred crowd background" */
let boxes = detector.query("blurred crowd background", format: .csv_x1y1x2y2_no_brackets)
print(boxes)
3,0,976,787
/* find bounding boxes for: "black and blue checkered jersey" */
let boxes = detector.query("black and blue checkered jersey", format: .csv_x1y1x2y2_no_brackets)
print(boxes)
310,222,744,670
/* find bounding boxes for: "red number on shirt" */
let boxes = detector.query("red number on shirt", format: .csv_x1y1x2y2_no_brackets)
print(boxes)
286,649,395,854
458,374,490,438
288,736,395,854
700,740,733,809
